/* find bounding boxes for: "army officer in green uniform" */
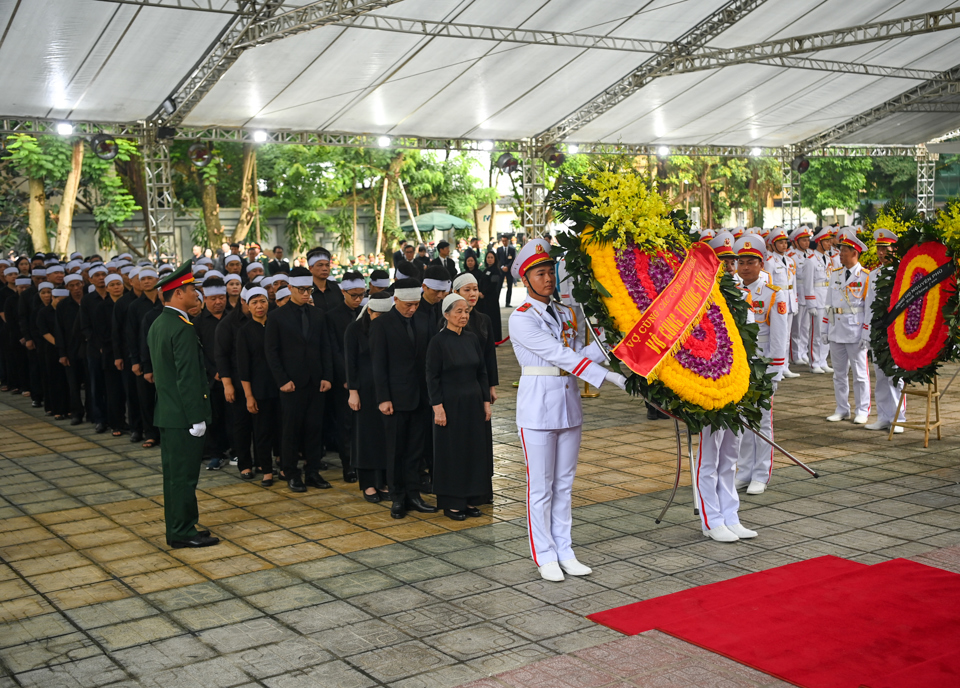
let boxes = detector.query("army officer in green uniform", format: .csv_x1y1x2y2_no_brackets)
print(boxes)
149,261,219,549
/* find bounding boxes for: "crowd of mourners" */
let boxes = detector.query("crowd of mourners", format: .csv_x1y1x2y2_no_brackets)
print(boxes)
0,235,521,520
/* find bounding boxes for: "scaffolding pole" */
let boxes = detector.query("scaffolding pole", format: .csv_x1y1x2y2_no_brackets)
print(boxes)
780,153,802,229
916,144,938,215
142,129,178,259
521,140,548,238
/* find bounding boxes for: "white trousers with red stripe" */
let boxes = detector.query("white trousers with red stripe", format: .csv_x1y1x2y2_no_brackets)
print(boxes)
738,384,775,485
830,342,871,418
519,426,581,566
874,364,906,425
808,308,828,369
791,307,811,363
697,426,741,531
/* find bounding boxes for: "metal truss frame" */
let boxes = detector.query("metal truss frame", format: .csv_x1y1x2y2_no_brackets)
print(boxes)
520,141,548,238
94,0,242,14
141,134,178,258
671,55,943,81
780,153,801,230
916,144,938,214
238,0,405,47
540,0,770,143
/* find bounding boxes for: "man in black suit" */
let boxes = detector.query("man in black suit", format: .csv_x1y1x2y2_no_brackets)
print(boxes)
268,246,290,276
431,240,458,279
414,244,430,272
325,270,364,484
392,240,408,268
370,278,438,519
496,235,518,307
264,267,334,492
462,237,481,268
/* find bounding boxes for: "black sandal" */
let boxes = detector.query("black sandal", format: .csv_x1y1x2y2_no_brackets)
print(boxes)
112,429,124,437
142,439,158,448
261,474,274,487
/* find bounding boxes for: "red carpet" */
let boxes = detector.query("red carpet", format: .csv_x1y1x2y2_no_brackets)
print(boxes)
588,556,960,688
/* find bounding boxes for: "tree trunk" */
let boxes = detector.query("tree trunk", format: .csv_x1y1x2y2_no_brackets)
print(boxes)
115,155,151,254
352,178,358,256
375,177,388,257
28,178,49,253
201,182,222,247
55,139,85,255
231,143,256,242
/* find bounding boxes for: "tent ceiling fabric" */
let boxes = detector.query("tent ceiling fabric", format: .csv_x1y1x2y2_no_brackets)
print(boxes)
3,0,960,147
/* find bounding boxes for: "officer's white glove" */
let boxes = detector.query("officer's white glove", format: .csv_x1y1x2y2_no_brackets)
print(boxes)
189,421,206,438
859,336,870,351
821,332,830,345
604,371,627,391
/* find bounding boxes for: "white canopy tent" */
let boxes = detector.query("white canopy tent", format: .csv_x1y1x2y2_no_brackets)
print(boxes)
4,0,960,244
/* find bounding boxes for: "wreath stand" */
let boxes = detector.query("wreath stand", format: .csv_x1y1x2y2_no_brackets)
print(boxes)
888,375,941,448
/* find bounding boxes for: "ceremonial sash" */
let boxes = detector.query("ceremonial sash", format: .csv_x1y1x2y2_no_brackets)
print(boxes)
613,242,719,378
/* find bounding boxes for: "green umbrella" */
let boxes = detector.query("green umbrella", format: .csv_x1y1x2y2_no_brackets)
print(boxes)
400,211,471,232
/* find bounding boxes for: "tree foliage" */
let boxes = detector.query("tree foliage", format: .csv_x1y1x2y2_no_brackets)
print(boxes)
799,157,873,223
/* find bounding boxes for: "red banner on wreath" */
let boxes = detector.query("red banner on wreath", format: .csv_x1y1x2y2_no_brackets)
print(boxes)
612,242,719,378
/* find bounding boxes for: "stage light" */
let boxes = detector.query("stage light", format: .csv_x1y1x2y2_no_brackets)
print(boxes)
751,147,763,157
790,154,809,174
56,122,74,136
157,126,177,140
567,144,579,155
542,146,565,169
90,134,119,161
252,130,267,143
188,142,213,168
495,152,519,174
377,136,391,148
657,145,670,157
480,140,493,151
161,98,177,116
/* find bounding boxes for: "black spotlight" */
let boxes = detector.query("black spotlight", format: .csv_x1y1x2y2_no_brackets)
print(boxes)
161,97,177,117
157,126,177,141
790,154,810,174
90,133,119,161
188,142,213,168
542,145,565,169
495,152,519,174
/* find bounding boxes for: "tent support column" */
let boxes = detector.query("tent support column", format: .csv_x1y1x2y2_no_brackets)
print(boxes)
521,140,547,238
916,144,937,215
780,150,801,229
142,128,178,259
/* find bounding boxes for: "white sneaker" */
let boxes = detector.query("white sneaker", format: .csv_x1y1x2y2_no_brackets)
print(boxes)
865,421,889,431
782,369,800,378
853,415,868,425
558,558,592,576
734,479,750,491
822,365,834,373
727,523,758,539
810,367,825,374
703,525,739,543
892,425,905,434
228,456,238,466
538,561,564,582
826,413,849,422
746,480,767,495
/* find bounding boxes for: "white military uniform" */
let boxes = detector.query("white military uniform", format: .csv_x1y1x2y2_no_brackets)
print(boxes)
863,265,905,427
510,299,608,566
824,262,871,419
789,244,814,364
803,248,832,371
738,277,788,485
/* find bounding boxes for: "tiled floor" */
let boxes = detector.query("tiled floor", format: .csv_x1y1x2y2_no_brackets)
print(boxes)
2,321,960,687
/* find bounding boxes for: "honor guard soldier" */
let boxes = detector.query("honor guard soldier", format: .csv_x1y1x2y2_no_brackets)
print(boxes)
788,228,814,367
697,232,758,542
735,234,788,495
865,228,905,433
823,229,871,425
804,227,835,374
509,238,626,582
148,261,218,549
766,228,799,378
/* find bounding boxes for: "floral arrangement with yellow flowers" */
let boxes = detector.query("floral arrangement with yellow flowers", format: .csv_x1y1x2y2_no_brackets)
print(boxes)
550,163,774,434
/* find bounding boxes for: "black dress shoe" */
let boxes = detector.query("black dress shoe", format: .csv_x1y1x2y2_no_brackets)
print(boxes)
305,473,332,489
261,477,274,487
342,470,358,484
421,480,434,495
363,491,381,503
657,410,669,419
130,430,143,443
70,417,83,426
168,534,219,549
390,501,407,519
95,423,107,433
287,476,307,493
197,530,210,537
444,509,467,521
465,506,482,518
406,496,438,513
31,401,42,408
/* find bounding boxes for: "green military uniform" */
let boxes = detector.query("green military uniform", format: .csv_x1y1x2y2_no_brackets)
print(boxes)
148,264,212,544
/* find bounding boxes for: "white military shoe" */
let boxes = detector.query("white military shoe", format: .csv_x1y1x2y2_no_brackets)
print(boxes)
782,369,801,378
727,523,758,539
810,367,826,374
826,413,850,422
538,561,564,582
822,365,834,373
558,558,592,576
853,414,869,424
734,479,750,491
703,525,739,543
746,480,767,495
865,421,889,431
892,426,905,434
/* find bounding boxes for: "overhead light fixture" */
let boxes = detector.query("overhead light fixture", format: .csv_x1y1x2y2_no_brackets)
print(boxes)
567,144,579,155
188,142,213,168
252,130,268,143
657,145,670,158
495,152,519,174
90,133,119,161
161,97,177,117
790,154,810,174
751,147,763,157
56,122,74,136
479,140,494,151
542,145,565,169
377,136,391,148
157,126,177,141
